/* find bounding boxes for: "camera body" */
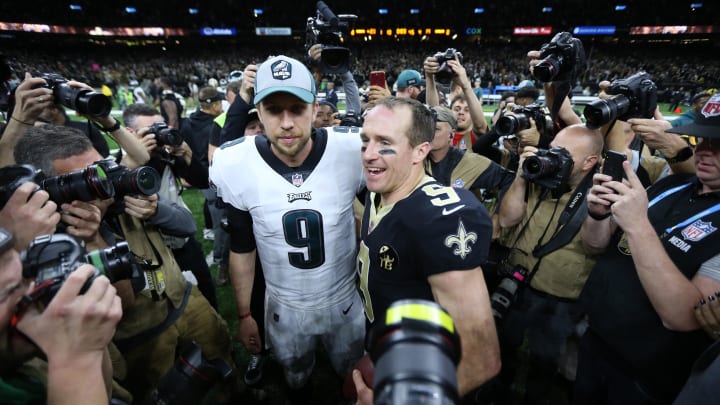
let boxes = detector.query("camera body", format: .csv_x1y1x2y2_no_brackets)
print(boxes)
37,73,112,118
367,299,461,405
433,48,464,83
522,146,574,191
306,1,357,74
495,104,553,138
339,111,362,127
533,32,586,83
146,121,183,147
19,233,135,308
583,72,658,129
98,158,161,198
490,265,528,322
144,341,233,405
0,163,114,209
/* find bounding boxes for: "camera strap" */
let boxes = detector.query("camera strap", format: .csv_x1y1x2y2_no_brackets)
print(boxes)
532,169,595,259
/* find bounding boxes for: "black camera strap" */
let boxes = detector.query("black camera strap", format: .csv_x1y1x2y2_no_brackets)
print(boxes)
532,168,595,258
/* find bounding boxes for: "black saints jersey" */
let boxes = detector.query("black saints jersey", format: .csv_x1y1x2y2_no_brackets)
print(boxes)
357,176,492,324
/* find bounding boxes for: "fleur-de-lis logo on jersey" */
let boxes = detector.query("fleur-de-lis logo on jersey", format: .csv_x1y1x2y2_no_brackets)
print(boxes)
444,219,477,259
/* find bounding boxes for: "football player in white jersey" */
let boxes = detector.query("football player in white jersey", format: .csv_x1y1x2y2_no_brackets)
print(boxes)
353,97,501,403
210,55,365,400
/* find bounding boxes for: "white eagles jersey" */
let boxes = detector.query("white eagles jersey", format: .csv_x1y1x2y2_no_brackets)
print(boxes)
210,127,364,309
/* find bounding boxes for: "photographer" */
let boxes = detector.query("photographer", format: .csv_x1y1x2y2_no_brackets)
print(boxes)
0,73,149,169
13,127,234,401
495,124,603,403
122,104,217,307
425,52,488,149
576,96,720,403
0,230,122,405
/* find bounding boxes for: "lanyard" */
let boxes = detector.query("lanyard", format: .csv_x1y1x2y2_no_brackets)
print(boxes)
646,182,720,236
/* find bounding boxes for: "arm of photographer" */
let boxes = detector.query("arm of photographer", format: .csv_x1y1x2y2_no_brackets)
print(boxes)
448,59,488,135
124,193,196,237
16,265,122,405
423,56,440,107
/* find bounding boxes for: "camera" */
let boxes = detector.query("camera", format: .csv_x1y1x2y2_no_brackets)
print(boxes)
366,299,461,405
433,48,464,83
522,147,574,191
36,73,112,118
0,163,114,209
146,121,183,147
306,1,357,74
144,341,233,405
583,72,658,129
533,32,586,83
339,111,362,127
19,233,135,308
495,104,554,138
98,158,161,198
490,265,528,322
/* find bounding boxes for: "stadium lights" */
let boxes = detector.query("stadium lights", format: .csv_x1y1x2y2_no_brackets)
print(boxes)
69,4,82,11
542,7,553,13
615,4,627,11
188,8,198,15
125,7,137,14
379,9,388,15
253,8,263,16
474,8,485,14
691,3,703,9
410,8,420,15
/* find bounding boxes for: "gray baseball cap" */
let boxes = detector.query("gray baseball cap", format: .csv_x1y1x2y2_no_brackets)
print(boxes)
253,55,316,105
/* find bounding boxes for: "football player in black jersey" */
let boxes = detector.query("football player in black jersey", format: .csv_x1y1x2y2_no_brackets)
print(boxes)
353,97,500,402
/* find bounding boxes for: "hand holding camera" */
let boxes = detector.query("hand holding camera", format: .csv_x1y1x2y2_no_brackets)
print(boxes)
588,160,648,228
9,72,54,125
433,48,464,83
0,183,60,250
16,263,121,355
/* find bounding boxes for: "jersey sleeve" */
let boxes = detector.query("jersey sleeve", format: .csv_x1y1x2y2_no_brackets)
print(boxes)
412,185,492,277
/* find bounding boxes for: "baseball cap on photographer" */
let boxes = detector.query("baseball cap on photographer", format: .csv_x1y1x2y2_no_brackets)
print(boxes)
396,70,425,89
667,93,720,139
432,105,457,129
253,55,316,105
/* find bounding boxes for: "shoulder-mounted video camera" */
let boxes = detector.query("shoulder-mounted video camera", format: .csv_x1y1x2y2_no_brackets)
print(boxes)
17,233,139,310
433,48,463,83
533,32,586,83
496,104,554,139
305,1,357,74
35,73,112,118
583,72,658,129
522,146,574,191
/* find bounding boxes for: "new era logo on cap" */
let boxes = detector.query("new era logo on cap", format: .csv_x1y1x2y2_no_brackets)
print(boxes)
253,55,316,105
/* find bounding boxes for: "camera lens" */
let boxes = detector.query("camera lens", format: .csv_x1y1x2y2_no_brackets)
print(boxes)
86,241,133,283
522,155,558,180
368,299,461,405
157,127,184,147
112,166,161,197
583,94,631,129
533,57,561,82
55,83,112,118
40,163,115,205
496,114,530,136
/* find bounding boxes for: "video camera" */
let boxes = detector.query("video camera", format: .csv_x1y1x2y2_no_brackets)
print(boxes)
532,32,586,83
495,104,554,139
305,1,357,74
522,146,574,191
366,299,461,405
18,233,136,308
583,72,658,129
146,121,183,147
490,265,528,322
36,73,112,118
433,48,464,83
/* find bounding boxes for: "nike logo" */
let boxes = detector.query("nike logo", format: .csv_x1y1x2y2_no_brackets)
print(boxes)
442,205,466,216
342,302,353,315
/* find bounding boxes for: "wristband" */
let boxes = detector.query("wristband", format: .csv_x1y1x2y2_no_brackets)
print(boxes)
99,119,121,133
587,209,611,221
238,312,252,320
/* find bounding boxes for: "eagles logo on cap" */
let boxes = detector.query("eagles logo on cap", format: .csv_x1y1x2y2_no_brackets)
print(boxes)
271,60,292,81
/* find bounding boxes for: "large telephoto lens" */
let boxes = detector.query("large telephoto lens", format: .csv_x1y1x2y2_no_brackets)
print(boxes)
522,155,559,180
583,94,631,129
112,166,161,197
496,114,530,136
55,83,112,118
41,163,114,205
85,241,134,283
533,56,561,82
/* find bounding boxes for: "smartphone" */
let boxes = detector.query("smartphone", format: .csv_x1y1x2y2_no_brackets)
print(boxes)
369,71,386,88
602,150,627,182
